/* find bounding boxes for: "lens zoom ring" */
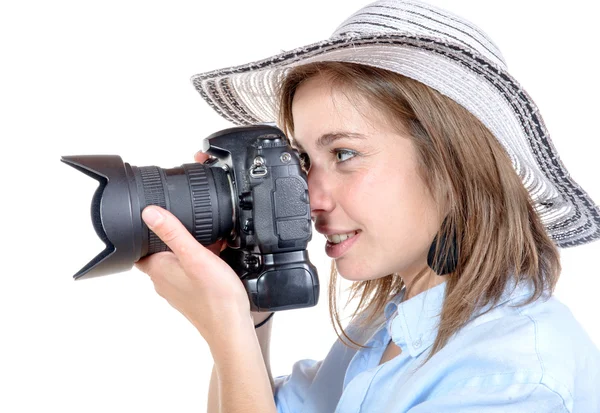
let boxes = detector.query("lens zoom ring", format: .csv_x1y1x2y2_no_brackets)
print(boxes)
185,164,214,244
140,166,168,253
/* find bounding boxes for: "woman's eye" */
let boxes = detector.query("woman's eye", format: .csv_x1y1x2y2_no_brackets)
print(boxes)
333,149,357,163
295,149,356,173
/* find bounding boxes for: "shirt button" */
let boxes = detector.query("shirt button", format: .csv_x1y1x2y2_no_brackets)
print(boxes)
413,338,422,348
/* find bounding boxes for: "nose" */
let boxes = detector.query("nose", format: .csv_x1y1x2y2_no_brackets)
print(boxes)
307,168,335,221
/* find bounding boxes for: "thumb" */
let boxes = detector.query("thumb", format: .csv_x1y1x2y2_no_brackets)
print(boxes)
141,206,211,267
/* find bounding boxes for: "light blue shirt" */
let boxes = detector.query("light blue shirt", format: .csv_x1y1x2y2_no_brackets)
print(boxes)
273,279,600,412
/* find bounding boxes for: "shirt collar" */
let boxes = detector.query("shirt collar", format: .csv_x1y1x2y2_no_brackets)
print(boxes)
383,277,535,358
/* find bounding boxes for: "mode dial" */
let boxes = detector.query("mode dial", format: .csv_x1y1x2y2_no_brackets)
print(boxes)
258,136,287,148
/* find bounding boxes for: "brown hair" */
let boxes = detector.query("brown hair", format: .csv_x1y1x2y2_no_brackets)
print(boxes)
276,62,561,364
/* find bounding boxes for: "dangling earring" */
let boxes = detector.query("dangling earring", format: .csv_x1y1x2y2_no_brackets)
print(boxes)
427,217,458,276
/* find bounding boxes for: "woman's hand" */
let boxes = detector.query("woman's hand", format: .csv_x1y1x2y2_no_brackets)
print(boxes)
193,151,274,327
135,152,253,347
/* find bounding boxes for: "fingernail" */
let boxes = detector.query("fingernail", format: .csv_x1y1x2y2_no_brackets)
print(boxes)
142,207,163,228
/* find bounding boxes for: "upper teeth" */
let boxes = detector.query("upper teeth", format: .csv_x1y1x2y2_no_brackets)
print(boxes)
326,231,358,244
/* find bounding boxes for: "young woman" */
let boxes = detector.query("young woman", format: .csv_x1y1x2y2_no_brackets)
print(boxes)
135,0,600,411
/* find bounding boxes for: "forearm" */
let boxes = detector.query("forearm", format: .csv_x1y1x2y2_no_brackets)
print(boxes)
207,318,275,413
208,313,276,413
208,365,219,413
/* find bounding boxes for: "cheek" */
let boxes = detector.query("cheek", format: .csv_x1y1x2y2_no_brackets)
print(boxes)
354,165,435,243
342,167,402,232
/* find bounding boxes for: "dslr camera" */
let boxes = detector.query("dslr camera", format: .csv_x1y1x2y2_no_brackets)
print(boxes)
62,124,319,312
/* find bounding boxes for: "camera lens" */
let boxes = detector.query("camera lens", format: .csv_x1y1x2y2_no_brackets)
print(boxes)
132,162,233,254
61,155,234,279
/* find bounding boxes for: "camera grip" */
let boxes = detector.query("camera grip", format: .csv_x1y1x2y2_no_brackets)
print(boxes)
220,248,319,312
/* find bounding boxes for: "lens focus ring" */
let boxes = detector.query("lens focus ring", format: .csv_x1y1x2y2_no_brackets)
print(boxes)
139,166,169,254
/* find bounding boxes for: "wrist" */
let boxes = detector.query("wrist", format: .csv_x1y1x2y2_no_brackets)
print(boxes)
202,309,254,349
207,317,260,364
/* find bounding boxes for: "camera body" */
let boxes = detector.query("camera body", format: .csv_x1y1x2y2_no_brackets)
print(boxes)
203,125,319,312
61,125,319,313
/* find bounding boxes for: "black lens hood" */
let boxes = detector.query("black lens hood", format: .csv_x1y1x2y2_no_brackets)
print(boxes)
61,155,142,280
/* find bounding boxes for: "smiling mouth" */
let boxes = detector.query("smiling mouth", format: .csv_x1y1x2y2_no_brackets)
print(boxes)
325,230,360,244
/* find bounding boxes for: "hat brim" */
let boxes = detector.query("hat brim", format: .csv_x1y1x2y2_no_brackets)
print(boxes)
191,33,600,247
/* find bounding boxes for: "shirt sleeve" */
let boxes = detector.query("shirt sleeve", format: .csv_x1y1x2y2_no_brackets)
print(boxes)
405,382,569,413
273,358,323,413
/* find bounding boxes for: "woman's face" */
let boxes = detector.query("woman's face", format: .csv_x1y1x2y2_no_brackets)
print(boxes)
291,75,443,282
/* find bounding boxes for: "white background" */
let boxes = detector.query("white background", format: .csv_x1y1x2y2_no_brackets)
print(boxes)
1,0,599,411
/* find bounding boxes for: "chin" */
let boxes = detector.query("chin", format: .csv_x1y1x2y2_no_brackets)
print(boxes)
335,263,385,282
337,272,365,282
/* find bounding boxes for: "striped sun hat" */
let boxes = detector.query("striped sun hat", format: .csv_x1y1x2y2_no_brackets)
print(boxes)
191,0,600,248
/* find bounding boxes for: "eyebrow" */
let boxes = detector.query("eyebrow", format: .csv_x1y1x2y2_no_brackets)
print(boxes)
291,132,366,152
